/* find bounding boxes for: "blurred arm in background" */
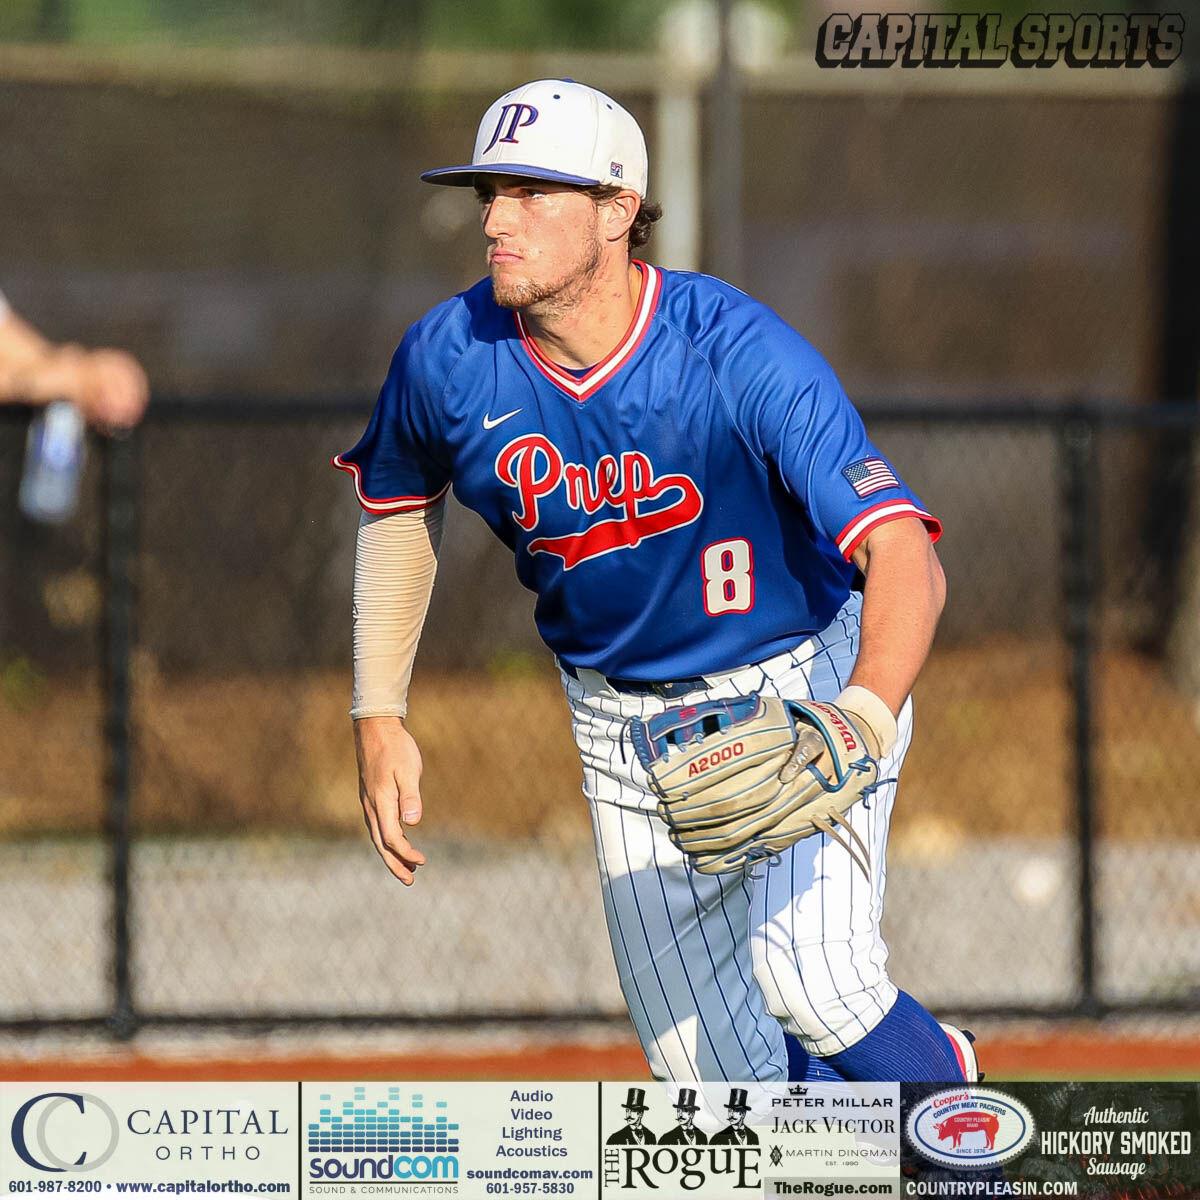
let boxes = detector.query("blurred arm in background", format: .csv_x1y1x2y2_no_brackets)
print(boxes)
0,290,149,429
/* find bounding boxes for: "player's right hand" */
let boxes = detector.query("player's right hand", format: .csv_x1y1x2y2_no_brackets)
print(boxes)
74,347,150,430
353,715,427,886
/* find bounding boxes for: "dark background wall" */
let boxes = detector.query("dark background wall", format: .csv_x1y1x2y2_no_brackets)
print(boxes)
0,68,1190,670
0,78,1169,400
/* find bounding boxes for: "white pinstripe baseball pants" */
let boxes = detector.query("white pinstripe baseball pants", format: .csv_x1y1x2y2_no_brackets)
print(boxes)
560,592,914,1082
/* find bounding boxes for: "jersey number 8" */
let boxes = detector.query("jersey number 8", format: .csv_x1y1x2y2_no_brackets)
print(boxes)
702,538,754,616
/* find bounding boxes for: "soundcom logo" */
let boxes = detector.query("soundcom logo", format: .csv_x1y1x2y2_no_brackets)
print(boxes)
307,1086,460,1186
12,1092,121,1173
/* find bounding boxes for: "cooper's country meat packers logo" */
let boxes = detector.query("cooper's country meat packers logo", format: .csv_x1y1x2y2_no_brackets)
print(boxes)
906,1088,1036,1170
495,434,703,570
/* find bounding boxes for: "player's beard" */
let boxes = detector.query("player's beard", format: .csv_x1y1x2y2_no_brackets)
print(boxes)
489,214,604,316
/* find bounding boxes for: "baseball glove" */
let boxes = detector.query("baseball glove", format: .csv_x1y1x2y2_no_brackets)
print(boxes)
628,693,880,877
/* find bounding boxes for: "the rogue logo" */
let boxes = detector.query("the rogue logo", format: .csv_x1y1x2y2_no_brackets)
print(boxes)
605,1145,759,1191
495,434,704,569
12,1092,121,1173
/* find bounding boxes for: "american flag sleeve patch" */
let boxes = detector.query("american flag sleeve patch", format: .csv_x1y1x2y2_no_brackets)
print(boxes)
842,456,900,498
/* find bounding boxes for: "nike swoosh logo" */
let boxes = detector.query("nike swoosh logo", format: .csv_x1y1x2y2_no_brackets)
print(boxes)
483,408,522,430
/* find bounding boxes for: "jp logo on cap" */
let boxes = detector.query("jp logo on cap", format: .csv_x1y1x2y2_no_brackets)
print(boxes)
421,79,649,198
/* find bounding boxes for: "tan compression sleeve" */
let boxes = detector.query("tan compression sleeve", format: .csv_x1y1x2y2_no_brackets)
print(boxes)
351,501,445,720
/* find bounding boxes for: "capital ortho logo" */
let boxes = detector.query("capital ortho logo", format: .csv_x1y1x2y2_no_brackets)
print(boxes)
12,1092,121,1173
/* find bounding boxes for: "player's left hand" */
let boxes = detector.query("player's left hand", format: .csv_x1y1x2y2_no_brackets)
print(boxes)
629,693,881,877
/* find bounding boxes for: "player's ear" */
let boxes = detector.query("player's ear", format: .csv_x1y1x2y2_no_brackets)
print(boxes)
599,189,640,246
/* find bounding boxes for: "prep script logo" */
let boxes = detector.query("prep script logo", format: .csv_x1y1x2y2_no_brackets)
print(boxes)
817,12,1184,67
307,1086,460,1184
495,434,704,570
12,1092,121,1173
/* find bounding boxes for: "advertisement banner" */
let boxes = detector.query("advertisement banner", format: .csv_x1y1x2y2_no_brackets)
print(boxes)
299,1081,596,1199
599,1081,900,1199
899,1082,1200,1198
0,1083,297,1196
3,1080,1199,1200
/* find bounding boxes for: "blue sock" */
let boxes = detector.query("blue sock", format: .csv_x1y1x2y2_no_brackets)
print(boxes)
823,992,964,1082
785,1032,846,1081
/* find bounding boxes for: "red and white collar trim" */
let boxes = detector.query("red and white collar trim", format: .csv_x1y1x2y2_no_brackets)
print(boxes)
514,260,662,402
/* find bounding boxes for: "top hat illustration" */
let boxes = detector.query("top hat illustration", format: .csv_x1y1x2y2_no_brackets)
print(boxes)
673,1088,700,1113
724,1088,752,1112
620,1087,650,1112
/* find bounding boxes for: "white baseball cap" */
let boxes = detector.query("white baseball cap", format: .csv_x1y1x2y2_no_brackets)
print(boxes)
420,79,649,198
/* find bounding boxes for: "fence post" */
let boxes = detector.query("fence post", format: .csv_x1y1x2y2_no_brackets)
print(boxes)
707,0,744,285
1059,407,1101,1016
101,430,139,1040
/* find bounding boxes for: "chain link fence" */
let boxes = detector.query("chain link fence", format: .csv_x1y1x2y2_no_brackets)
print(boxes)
0,65,1187,404
1,44,1197,1032
2,401,1198,1031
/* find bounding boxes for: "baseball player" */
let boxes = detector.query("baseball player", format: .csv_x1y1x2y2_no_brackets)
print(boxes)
338,79,979,1084
0,289,148,427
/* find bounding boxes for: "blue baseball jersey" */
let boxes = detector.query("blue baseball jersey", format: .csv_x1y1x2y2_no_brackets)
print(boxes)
335,262,941,680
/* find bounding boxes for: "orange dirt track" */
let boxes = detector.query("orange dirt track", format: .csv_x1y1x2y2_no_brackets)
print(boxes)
2,1033,1200,1081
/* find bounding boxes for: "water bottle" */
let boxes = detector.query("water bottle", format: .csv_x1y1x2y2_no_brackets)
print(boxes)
19,399,86,523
